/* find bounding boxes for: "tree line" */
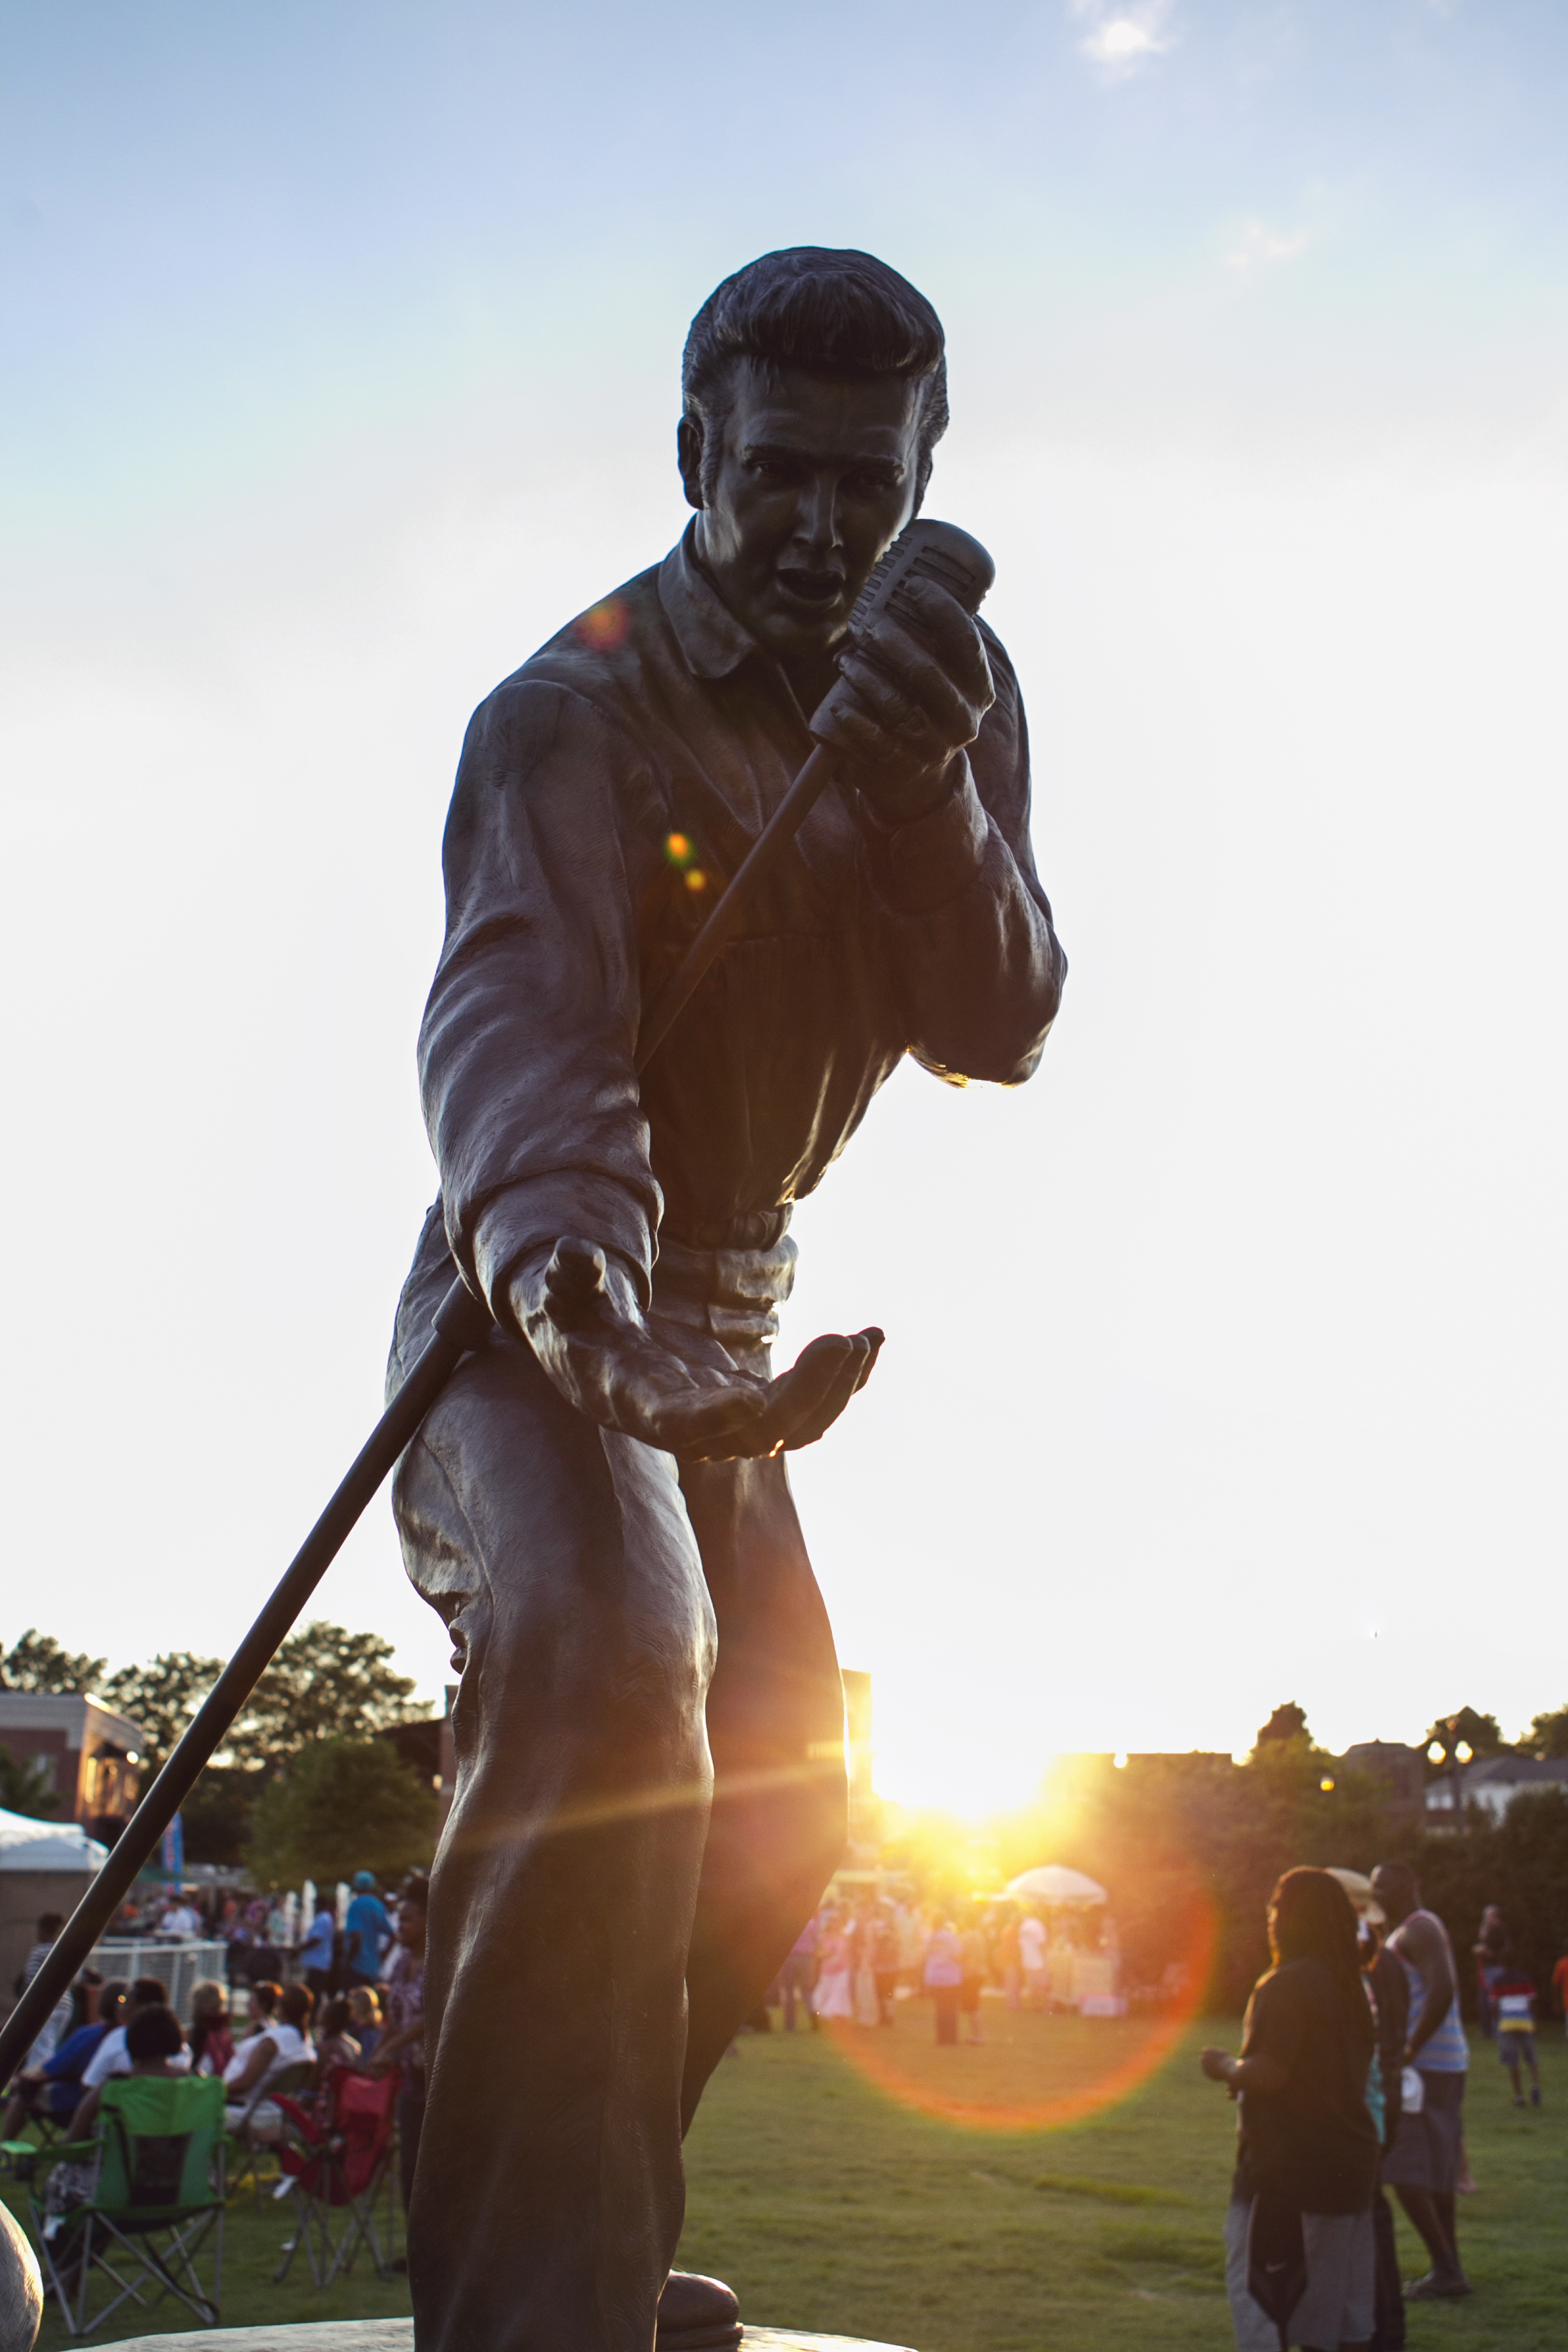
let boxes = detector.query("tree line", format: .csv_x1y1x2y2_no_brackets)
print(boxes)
0,1621,438,1890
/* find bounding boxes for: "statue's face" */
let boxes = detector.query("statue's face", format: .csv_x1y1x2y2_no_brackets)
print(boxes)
683,360,923,667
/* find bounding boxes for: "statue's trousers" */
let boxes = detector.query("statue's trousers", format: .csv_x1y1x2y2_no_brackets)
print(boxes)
387,1211,847,2352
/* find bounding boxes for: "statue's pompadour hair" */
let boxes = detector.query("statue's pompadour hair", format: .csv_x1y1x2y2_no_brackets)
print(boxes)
682,247,949,496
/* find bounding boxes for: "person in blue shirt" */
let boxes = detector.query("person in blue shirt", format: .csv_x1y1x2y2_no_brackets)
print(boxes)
344,1873,391,1988
297,1902,338,1996
1,1981,124,2141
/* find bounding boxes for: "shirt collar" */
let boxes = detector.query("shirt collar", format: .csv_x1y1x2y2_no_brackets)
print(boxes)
658,523,759,680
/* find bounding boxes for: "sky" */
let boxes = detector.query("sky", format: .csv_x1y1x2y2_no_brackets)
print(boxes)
3,0,1566,1814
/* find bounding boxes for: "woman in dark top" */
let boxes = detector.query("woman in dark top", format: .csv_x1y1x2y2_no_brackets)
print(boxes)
1202,1868,1379,2352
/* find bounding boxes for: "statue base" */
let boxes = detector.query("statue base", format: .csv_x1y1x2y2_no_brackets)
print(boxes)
108,2326,913,2351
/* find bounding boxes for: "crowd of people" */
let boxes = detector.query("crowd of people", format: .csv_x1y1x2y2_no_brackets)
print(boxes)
99,1866,400,1996
1198,1858,1561,2352
2,1870,430,2253
760,1892,1121,2043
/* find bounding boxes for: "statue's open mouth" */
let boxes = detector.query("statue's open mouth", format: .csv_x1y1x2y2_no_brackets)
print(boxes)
776,567,844,606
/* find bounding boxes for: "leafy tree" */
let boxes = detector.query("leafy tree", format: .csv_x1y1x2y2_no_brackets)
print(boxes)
181,1767,259,1867
1,1629,107,1694
226,1622,429,1774
101,1652,225,1775
1520,1703,1568,1760
247,1736,437,1890
1421,1706,1507,1779
1254,1702,1312,1752
0,1742,61,1817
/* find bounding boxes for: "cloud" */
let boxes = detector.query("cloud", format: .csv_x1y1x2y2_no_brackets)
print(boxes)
1223,220,1310,277
1069,0,1177,74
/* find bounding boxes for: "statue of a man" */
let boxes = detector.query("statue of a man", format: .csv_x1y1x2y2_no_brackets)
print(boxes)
388,246,1065,2351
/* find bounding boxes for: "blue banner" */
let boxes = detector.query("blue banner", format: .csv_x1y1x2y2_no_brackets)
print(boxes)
161,1813,184,1879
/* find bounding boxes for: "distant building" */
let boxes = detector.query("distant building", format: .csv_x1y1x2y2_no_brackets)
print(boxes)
1425,1754,1568,1823
0,1690,143,1843
1340,1741,1426,1820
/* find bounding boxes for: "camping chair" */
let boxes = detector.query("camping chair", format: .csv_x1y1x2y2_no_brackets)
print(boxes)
272,2068,399,2285
225,2057,315,2205
26,2072,226,2337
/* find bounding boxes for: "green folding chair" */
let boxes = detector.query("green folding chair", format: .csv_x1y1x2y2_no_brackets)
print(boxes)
28,2072,225,2336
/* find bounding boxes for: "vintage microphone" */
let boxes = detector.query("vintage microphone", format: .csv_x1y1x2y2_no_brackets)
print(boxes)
0,518,993,2083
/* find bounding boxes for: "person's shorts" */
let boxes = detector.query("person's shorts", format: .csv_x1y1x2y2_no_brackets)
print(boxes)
1380,2068,1465,2193
1224,2196,1374,2352
1498,2030,1537,2067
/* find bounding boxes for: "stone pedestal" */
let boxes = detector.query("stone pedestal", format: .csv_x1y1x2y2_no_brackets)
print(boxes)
107,2327,913,2352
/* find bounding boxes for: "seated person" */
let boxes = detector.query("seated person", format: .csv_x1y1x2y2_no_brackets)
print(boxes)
42,2007,187,2242
223,1980,314,2139
311,1996,363,2089
188,1981,234,2078
2,1982,125,2141
346,1984,382,2063
74,1977,190,2109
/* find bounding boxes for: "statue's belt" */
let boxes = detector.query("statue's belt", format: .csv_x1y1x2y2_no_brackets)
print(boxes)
651,1227,799,1350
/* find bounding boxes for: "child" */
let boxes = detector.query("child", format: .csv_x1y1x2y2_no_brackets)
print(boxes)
347,1982,382,2064
1487,1956,1542,2107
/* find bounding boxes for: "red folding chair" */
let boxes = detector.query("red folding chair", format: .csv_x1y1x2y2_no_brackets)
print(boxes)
272,2069,399,2285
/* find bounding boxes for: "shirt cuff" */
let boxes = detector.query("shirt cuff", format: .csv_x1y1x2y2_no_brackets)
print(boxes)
465,1173,657,1319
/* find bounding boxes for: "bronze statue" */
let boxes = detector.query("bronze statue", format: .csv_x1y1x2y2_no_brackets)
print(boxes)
388,246,1066,2351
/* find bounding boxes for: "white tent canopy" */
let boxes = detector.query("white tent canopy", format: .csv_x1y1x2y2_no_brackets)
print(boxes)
0,1806,107,1873
1003,1864,1107,1906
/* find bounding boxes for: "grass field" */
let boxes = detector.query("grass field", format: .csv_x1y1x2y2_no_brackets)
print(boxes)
4,2007,1563,2348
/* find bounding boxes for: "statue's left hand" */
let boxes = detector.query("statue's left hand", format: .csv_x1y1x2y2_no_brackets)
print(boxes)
813,573,995,826
510,1238,882,1462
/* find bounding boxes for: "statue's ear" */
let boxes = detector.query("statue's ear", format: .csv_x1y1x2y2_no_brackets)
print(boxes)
676,415,705,512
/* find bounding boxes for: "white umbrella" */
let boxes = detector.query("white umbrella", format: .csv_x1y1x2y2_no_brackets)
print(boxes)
0,1806,108,1874
1003,1864,1107,1906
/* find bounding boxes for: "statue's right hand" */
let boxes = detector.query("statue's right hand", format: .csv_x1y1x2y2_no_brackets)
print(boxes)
508,1237,772,1455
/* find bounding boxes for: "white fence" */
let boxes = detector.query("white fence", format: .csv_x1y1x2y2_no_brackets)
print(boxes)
87,1939,230,2023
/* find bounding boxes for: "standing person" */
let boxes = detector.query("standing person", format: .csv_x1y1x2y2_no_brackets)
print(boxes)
16,1913,70,2069
1369,1861,1471,2301
923,1918,964,2048
810,1913,854,2022
1200,1868,1379,2352
997,1909,1022,2011
1552,1937,1568,2033
1018,1910,1047,2011
870,1910,901,2025
345,1872,392,1986
958,1916,987,2046
297,1900,338,1998
1363,1927,1409,2352
1471,1906,1505,2038
851,1911,880,2027
1484,1953,1542,2108
371,1881,428,2227
161,1888,202,1938
778,1915,818,2032
386,244,1065,2349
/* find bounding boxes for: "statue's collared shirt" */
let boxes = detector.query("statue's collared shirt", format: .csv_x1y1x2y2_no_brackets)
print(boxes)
414,527,1065,1326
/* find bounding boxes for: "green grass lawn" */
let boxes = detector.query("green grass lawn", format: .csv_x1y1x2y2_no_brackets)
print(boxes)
4,2010,1562,2348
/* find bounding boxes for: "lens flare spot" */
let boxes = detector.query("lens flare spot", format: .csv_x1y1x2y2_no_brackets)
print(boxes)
664,831,693,866
817,1892,1215,2135
576,597,630,650
684,868,708,893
